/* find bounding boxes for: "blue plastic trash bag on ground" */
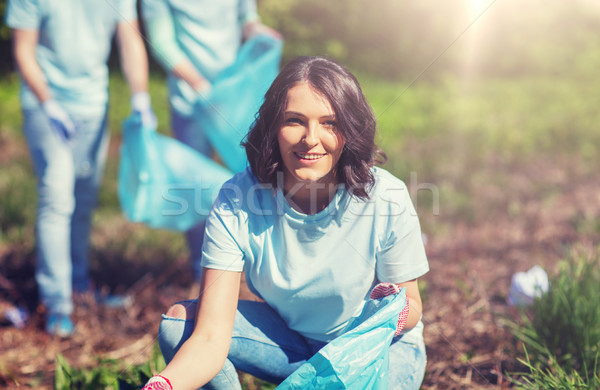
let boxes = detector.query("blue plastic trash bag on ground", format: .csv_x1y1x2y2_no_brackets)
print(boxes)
277,288,408,389
194,34,283,173
118,114,233,231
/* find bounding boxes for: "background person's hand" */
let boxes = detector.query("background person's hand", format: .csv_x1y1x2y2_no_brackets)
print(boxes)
141,375,172,390
242,21,282,41
131,91,158,129
370,282,410,336
192,78,212,97
42,99,75,143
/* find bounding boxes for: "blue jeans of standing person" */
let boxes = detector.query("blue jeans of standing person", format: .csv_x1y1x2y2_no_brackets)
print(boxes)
23,106,109,316
158,300,427,390
171,110,212,281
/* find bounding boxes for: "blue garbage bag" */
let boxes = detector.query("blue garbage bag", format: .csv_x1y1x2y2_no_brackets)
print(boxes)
194,34,283,173
118,114,233,231
276,288,408,389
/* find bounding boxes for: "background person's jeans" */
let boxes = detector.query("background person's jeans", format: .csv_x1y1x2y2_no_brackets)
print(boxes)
158,300,427,389
23,106,109,316
170,110,211,281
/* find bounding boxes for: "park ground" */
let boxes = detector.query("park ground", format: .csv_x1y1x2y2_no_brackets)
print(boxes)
1,64,600,389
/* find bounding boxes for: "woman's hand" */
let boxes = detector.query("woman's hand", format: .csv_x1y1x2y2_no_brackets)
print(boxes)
242,21,282,41
371,279,423,335
157,269,241,389
370,283,410,335
142,375,172,390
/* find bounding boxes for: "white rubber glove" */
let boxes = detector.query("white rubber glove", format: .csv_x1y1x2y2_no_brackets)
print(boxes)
131,91,157,129
42,99,76,143
142,375,172,390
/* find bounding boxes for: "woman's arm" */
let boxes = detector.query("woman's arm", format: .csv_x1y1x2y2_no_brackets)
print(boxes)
115,20,149,95
395,279,422,331
159,268,241,389
242,20,282,41
143,13,210,92
115,20,157,127
12,29,51,103
13,28,77,140
171,61,211,93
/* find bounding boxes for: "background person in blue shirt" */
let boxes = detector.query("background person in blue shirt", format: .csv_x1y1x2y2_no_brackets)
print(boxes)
142,57,429,390
141,0,280,293
5,0,156,337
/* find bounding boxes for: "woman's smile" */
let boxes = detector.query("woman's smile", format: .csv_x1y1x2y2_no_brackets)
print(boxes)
294,152,326,161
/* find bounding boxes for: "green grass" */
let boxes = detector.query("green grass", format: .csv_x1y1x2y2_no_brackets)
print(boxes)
0,73,22,134
54,344,165,390
363,74,600,172
0,158,36,244
508,250,600,388
53,345,278,390
511,346,599,390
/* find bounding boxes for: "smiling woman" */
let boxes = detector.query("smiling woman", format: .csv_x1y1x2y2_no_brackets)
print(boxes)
277,82,344,213
142,56,430,390
246,56,386,202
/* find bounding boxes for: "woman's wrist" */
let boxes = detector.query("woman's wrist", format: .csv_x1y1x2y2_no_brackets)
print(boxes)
142,374,172,390
191,78,212,94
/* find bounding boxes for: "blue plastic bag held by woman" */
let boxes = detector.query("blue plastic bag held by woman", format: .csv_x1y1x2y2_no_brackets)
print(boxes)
118,114,233,231
276,288,409,389
194,34,283,173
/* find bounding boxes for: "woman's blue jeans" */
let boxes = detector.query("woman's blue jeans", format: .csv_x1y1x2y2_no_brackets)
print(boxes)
23,106,109,315
170,110,211,281
158,300,427,389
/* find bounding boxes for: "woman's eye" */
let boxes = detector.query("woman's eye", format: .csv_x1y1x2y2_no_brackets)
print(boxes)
285,117,303,125
323,120,337,128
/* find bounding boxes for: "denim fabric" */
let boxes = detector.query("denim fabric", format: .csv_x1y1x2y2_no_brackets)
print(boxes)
170,110,211,281
158,300,426,389
170,110,212,159
23,106,109,315
389,320,427,390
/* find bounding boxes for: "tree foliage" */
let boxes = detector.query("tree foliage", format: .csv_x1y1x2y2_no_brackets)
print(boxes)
259,0,600,80
2,0,600,79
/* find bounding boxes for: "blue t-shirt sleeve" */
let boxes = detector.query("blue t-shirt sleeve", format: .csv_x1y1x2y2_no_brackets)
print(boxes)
239,0,259,24
5,0,41,29
141,0,187,71
117,0,138,22
201,180,248,273
375,176,429,283
140,0,169,21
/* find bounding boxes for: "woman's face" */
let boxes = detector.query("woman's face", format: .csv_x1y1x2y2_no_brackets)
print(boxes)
277,82,345,191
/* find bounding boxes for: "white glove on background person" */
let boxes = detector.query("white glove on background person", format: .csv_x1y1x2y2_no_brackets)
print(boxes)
42,99,76,143
131,91,158,129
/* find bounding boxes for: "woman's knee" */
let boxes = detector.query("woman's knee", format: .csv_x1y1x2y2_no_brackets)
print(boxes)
388,334,427,389
158,300,197,363
165,301,196,320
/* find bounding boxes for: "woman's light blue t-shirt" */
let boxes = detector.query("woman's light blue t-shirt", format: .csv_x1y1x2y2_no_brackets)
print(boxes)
5,0,137,116
202,167,429,342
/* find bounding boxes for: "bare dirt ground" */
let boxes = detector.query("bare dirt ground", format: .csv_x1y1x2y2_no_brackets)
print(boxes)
1,136,600,389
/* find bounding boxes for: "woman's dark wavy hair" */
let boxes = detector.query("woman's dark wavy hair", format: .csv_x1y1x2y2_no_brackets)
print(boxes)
243,56,386,200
